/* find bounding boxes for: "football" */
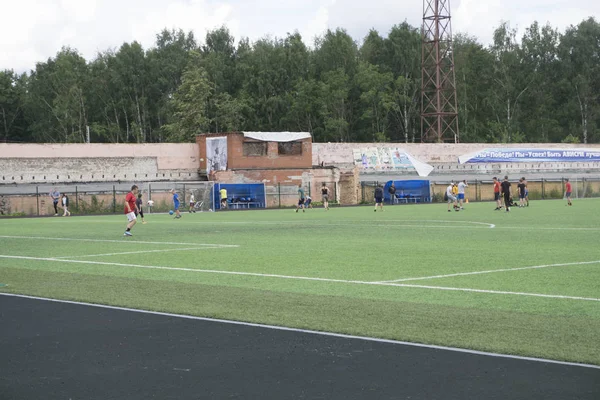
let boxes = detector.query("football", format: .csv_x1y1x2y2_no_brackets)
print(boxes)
147,200,154,207
169,210,174,215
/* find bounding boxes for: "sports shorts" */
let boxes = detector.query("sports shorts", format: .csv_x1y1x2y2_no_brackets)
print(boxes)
494,193,500,201
126,211,137,222
458,193,465,200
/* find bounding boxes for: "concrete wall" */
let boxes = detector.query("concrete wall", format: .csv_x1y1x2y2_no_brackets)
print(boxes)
313,143,600,165
0,143,200,184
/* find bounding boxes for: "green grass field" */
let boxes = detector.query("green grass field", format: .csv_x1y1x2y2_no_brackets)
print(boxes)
1,199,599,365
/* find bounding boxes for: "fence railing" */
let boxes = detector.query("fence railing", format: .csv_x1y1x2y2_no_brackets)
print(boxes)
0,181,339,216
0,181,215,217
360,177,600,204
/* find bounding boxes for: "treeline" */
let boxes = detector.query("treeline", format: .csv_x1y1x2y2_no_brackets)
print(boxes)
1,18,599,144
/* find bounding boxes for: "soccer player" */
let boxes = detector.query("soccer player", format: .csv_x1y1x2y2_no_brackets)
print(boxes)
171,189,182,219
189,191,196,213
522,177,529,206
124,185,138,236
501,176,511,212
493,177,502,210
220,187,228,209
321,183,330,210
50,188,60,216
388,183,397,205
446,182,458,212
296,184,306,212
565,178,573,206
305,195,313,209
517,179,527,208
135,193,147,224
457,180,468,210
374,184,384,212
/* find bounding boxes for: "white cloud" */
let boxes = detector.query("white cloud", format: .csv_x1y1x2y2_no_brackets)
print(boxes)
1,0,599,72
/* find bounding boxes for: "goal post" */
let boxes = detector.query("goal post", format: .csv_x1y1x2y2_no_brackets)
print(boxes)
145,181,215,213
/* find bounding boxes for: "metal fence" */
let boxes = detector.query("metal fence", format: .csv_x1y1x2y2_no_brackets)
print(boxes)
265,182,338,208
0,181,215,217
360,177,600,204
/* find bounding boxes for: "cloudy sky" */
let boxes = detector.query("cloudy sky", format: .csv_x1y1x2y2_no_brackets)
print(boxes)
1,0,598,72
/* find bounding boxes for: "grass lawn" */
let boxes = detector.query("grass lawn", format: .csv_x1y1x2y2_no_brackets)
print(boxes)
1,199,599,365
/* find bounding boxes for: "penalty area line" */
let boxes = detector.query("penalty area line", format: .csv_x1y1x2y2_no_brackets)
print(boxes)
0,255,598,303
52,247,224,259
377,260,600,283
0,235,239,248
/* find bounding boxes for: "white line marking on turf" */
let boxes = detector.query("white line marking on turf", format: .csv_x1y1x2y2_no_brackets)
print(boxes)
0,235,239,248
377,260,600,283
1,255,599,302
0,293,598,370
52,247,221,259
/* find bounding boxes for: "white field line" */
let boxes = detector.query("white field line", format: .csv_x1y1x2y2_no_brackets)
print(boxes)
52,247,220,259
70,219,497,229
378,260,600,283
1,293,599,370
1,255,599,302
381,283,600,302
0,235,239,248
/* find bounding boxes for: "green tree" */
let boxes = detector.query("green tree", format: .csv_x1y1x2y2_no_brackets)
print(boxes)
163,53,213,142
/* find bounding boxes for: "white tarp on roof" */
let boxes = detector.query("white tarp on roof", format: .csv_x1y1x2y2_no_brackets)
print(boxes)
243,131,311,142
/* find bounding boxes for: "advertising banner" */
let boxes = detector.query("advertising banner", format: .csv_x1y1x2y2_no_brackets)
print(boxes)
459,148,600,164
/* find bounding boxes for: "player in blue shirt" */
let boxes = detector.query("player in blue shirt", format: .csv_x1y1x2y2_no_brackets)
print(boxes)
171,189,182,219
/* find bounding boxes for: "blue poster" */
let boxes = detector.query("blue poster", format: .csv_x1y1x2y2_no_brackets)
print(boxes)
459,148,600,163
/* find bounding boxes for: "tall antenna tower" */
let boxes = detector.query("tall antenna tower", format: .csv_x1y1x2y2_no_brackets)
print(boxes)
421,0,459,143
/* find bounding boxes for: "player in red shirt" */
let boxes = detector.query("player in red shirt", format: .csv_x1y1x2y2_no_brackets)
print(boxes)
124,185,139,236
565,178,573,206
493,177,502,210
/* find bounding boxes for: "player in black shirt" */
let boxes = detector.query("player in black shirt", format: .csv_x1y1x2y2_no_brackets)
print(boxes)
374,185,384,212
517,179,526,208
135,193,147,224
501,176,511,212
321,183,330,210
388,184,397,205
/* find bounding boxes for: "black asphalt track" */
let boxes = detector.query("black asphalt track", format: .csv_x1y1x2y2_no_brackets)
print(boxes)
1,295,599,400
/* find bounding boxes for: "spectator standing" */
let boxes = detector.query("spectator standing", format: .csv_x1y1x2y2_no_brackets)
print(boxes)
50,188,60,216
62,194,71,217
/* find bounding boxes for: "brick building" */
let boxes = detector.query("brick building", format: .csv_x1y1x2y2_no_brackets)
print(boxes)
196,132,359,205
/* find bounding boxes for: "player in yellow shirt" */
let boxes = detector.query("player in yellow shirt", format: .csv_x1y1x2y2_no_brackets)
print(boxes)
219,187,228,209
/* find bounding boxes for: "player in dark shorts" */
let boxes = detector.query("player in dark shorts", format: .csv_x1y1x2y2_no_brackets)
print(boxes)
501,176,511,212
374,184,384,212
493,177,502,210
517,178,526,208
321,183,330,210
565,178,573,206
522,177,529,206
135,193,147,224
296,184,306,213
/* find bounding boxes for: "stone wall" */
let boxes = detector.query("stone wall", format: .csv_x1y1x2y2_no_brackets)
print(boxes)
0,143,200,184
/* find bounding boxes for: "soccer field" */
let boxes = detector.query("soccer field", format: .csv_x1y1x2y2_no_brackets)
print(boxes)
1,200,599,365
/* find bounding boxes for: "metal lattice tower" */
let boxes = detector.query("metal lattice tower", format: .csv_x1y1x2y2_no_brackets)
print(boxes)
421,0,459,143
